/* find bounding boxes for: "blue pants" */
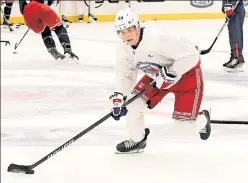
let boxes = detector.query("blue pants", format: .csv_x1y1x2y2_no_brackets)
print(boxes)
228,5,246,63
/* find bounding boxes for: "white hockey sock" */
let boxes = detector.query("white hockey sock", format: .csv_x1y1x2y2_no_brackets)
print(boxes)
172,113,208,137
126,111,145,142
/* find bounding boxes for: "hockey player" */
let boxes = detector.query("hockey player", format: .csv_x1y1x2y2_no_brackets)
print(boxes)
109,9,211,154
19,0,79,62
222,0,245,72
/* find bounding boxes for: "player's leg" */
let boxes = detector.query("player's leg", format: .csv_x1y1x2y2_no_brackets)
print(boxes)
40,4,79,61
116,75,168,153
116,76,156,153
41,26,65,60
3,2,14,27
171,66,211,140
224,5,245,72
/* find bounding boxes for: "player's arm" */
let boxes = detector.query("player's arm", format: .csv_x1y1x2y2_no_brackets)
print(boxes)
154,35,199,89
160,35,199,74
114,44,138,95
109,44,138,120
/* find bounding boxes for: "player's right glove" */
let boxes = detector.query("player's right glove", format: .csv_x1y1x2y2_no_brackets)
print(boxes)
109,92,128,121
224,3,235,19
153,66,177,90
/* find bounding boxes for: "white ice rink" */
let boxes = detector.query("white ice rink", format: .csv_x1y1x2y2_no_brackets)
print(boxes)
1,19,248,183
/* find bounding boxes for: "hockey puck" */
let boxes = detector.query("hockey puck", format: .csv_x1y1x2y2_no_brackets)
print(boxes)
25,170,34,174
13,51,17,54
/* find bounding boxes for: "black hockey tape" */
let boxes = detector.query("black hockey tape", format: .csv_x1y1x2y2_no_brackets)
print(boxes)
25,170,35,174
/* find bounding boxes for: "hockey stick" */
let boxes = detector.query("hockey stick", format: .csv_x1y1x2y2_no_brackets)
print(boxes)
86,0,98,23
0,40,10,46
7,81,156,175
200,1,240,55
0,3,13,32
13,28,30,54
211,120,248,125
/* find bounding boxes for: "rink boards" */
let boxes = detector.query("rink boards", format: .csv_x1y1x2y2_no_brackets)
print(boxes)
0,1,248,23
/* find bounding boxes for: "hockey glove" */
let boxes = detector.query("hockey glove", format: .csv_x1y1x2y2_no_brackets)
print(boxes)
153,66,177,90
224,3,234,19
109,92,128,121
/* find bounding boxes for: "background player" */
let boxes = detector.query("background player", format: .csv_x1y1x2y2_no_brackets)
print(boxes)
19,0,79,62
222,0,245,72
109,9,211,154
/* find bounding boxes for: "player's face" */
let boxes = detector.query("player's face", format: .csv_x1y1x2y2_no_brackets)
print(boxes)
119,26,140,46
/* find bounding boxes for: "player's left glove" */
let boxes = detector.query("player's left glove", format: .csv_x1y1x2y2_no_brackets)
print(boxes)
153,66,177,89
109,92,128,121
224,3,235,19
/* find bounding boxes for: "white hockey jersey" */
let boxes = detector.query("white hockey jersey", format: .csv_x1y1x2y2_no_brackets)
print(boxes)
115,27,200,95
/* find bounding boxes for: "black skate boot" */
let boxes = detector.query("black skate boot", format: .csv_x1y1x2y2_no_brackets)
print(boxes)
62,15,71,28
223,54,234,67
116,128,150,154
224,58,244,73
87,14,97,23
199,110,211,140
48,47,66,60
3,19,13,27
78,15,84,23
2,19,14,31
62,43,79,63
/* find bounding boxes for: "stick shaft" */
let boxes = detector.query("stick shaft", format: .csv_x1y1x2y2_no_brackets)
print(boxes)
200,1,240,55
29,83,153,170
211,120,248,124
14,28,30,50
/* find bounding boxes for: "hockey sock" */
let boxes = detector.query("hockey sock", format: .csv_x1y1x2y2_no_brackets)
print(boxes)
54,25,71,48
4,3,13,21
41,26,56,49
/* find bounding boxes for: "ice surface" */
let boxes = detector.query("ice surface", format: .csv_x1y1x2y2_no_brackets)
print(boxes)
1,19,248,183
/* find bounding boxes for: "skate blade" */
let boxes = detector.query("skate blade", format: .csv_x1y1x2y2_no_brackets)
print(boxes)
64,54,79,64
115,149,144,154
223,67,244,73
63,22,70,28
1,24,14,31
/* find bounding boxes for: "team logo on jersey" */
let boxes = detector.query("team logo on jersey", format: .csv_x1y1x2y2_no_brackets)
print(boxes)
136,61,161,76
190,0,214,8
244,1,248,6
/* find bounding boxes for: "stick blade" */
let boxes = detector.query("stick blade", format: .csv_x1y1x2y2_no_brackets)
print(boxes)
7,163,34,174
14,43,18,49
200,49,210,55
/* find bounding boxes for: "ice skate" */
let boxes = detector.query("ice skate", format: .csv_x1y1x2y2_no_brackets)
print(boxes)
116,128,150,154
62,43,79,63
78,15,84,23
223,54,234,67
224,58,244,73
87,14,97,23
199,110,211,140
48,47,65,60
62,15,71,28
1,19,14,31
